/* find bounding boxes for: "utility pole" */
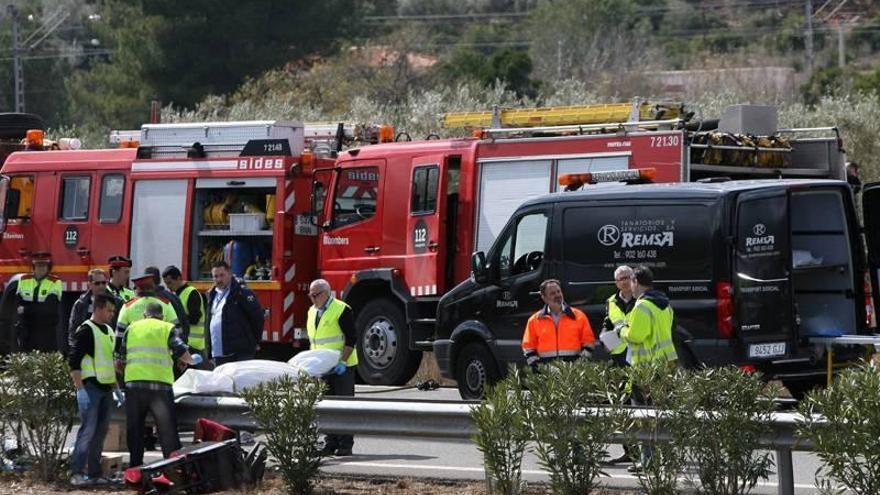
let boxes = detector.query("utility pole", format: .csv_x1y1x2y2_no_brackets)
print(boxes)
805,0,814,79
5,7,70,113
837,20,846,67
8,5,25,113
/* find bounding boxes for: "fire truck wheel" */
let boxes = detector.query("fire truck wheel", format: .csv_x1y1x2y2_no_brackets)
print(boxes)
355,299,422,385
0,113,44,140
455,342,499,400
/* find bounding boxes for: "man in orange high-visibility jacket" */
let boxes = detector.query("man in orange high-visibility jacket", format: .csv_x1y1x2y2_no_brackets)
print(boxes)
522,279,595,372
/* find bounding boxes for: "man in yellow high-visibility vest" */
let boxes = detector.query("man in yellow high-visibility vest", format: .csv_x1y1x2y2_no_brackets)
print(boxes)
307,278,357,457
619,265,677,472
68,293,122,486
116,302,198,467
601,265,636,465
161,265,206,360
1,251,63,352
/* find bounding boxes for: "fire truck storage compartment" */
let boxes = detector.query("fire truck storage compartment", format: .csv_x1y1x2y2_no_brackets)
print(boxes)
190,178,276,281
789,189,856,337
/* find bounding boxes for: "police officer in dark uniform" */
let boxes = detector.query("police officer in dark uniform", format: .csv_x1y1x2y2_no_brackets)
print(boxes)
1,252,63,352
107,256,135,305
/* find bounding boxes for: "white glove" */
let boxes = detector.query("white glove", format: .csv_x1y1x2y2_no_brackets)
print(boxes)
113,389,125,408
580,347,594,360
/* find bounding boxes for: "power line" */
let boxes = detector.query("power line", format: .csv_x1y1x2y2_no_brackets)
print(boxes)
0,48,113,62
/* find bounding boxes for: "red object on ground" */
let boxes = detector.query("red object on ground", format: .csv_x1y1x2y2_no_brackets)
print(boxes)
194,418,237,442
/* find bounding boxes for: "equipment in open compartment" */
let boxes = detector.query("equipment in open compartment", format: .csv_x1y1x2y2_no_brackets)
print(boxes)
191,180,276,281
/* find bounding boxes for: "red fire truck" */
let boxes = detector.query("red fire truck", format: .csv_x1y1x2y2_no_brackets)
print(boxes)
314,102,848,385
0,121,351,356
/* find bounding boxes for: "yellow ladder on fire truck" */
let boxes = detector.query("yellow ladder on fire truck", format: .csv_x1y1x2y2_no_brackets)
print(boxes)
441,99,685,129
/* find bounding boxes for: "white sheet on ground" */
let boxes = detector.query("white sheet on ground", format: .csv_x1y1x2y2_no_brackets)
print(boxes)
173,350,341,396
288,349,340,377
173,369,235,396
214,359,301,392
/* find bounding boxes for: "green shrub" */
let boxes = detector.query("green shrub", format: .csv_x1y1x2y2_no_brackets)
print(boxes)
522,360,629,495
471,367,529,495
2,352,75,482
626,362,689,495
798,363,880,495
678,367,777,495
240,375,326,495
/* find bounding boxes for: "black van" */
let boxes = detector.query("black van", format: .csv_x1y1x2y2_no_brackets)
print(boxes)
434,179,873,399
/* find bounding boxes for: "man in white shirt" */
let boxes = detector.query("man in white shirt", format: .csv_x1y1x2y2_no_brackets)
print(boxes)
205,261,264,365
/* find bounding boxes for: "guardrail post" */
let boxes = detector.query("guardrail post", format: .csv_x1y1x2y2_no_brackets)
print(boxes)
776,447,795,495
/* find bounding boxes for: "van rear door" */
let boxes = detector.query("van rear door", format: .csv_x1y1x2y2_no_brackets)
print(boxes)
733,189,794,360
862,182,880,314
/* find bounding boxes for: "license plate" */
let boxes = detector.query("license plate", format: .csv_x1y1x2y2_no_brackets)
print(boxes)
748,342,787,359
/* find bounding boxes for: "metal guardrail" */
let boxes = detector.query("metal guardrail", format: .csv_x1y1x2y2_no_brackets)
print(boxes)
135,395,816,495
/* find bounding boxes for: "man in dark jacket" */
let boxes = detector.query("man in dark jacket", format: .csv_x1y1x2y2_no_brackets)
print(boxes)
1,252,63,352
144,266,189,341
68,268,112,352
205,261,263,365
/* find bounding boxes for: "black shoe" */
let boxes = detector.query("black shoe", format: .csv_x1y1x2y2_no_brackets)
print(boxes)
608,453,633,464
334,447,353,456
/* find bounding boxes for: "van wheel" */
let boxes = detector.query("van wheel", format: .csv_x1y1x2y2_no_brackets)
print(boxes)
455,342,500,400
0,113,44,140
355,299,422,385
782,377,826,401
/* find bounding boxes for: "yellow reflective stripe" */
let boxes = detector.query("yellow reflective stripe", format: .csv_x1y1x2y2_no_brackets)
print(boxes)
314,335,344,345
127,357,172,366
537,349,580,358
128,346,169,354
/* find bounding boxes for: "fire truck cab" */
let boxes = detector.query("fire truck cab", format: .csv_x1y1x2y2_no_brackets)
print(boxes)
316,103,848,386
0,121,332,356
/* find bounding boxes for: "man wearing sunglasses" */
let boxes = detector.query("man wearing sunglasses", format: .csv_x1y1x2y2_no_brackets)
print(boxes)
306,278,358,456
68,269,112,352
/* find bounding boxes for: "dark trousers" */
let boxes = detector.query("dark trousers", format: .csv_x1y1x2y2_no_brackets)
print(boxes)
609,351,635,459
17,322,59,352
125,387,182,467
212,352,255,366
322,365,355,450
70,383,113,477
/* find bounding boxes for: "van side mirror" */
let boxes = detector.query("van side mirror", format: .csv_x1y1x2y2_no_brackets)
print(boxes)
471,251,488,283
310,180,323,226
0,176,11,235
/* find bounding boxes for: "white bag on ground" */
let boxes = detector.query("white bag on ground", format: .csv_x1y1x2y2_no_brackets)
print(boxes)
287,349,341,377
213,359,301,392
173,369,235,396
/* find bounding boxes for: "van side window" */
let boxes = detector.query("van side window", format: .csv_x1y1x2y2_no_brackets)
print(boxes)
332,166,379,228
98,174,125,223
496,212,548,278
411,165,439,215
7,175,34,219
60,176,90,221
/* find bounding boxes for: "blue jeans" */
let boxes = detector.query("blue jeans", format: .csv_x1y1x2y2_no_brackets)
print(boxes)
70,382,113,477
